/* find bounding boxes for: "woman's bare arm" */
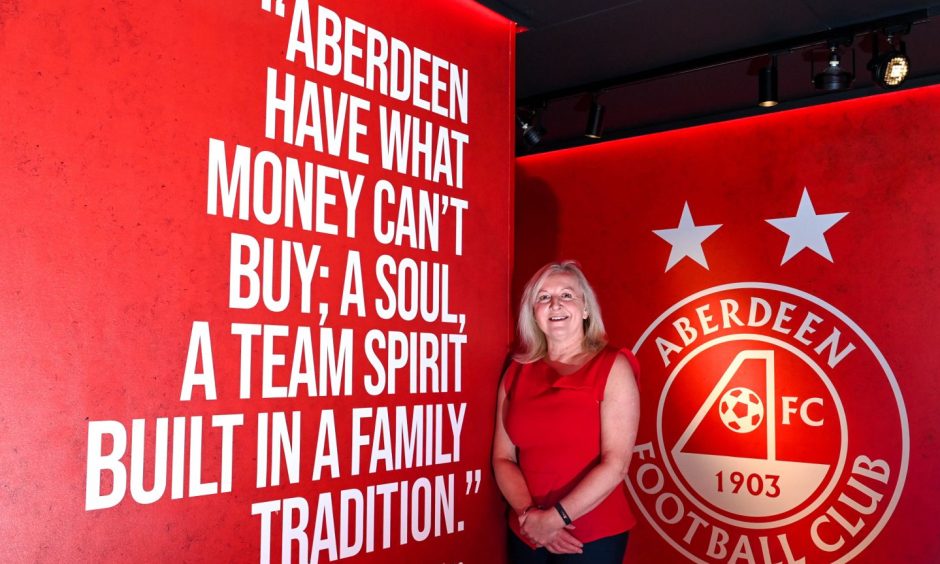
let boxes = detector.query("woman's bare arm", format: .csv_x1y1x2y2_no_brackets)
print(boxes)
519,354,639,545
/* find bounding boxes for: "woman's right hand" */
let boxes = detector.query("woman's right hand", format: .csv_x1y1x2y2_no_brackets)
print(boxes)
542,528,583,554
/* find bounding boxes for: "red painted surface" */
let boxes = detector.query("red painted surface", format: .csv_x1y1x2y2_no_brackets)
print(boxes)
0,1,514,562
516,85,940,563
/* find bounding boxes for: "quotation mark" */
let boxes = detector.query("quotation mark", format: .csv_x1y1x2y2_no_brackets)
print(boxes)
260,0,286,18
465,468,481,495
458,469,482,532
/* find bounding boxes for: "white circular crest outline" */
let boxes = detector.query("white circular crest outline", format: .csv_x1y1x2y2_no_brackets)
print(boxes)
628,282,910,564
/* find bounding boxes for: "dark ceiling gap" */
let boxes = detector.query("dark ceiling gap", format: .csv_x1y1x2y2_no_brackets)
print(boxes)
475,1,940,155
519,8,932,105
527,73,940,155
524,1,647,32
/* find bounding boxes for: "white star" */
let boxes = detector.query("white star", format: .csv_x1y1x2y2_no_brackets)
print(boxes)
766,188,848,265
653,202,722,271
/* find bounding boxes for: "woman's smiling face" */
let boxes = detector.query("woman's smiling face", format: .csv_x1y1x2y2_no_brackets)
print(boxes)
533,272,586,341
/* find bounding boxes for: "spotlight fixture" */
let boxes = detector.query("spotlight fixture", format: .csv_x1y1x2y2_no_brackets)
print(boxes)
584,94,605,139
516,113,545,147
758,56,778,107
813,40,855,91
869,31,910,89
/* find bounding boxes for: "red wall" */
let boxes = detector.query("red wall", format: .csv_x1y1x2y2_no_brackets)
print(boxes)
0,1,514,562
516,86,940,563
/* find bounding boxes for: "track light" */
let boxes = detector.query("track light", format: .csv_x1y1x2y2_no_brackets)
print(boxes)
869,31,910,89
813,40,855,91
758,56,778,107
585,95,605,139
516,113,545,147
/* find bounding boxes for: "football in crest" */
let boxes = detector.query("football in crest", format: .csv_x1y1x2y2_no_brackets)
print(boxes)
718,386,764,433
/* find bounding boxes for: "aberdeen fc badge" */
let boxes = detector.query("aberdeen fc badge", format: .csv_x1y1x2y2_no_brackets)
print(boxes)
628,189,909,564
630,197,909,563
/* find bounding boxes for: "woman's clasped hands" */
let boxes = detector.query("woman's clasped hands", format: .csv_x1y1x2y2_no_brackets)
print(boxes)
518,507,584,554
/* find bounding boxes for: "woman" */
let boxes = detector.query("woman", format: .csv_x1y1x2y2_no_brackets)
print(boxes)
493,261,640,563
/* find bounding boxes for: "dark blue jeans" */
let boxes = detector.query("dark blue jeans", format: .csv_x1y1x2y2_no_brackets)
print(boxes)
507,530,629,564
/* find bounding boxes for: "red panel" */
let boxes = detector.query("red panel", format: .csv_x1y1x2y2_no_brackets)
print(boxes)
0,1,514,562
516,86,940,563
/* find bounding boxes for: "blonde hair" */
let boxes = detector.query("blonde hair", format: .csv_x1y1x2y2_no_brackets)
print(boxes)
514,260,607,363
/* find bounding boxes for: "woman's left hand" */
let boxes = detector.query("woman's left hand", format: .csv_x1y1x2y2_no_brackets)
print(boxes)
520,508,580,552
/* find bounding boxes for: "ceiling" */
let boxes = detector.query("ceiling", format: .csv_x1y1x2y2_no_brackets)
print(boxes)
474,1,940,154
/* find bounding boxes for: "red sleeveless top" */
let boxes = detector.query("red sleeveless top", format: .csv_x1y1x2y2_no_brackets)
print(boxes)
503,346,637,544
